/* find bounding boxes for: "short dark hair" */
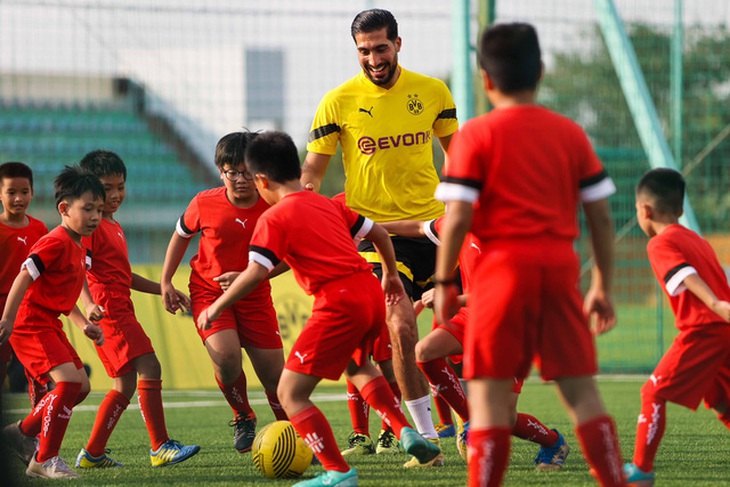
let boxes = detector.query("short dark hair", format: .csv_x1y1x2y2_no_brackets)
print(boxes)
79,150,127,180
245,131,301,184
215,130,257,169
351,8,398,42
636,168,685,216
0,162,34,189
54,165,106,208
478,23,542,93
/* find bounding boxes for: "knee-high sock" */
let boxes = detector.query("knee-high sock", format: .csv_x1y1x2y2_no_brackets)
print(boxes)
346,379,370,435
360,376,411,438
468,427,511,487
576,415,625,487
32,382,82,462
138,379,169,450
511,413,559,447
434,391,453,426
85,390,130,456
25,369,48,409
417,358,469,422
216,372,254,418
632,395,666,473
290,406,349,473
265,390,288,421
382,380,402,433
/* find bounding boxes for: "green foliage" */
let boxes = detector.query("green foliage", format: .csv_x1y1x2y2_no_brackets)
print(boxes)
541,23,730,231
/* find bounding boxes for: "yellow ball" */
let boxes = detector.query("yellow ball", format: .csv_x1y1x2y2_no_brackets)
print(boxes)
251,420,313,479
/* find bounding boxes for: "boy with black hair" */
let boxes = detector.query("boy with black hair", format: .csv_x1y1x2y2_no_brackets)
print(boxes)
433,23,626,486
77,149,200,468
624,168,730,486
199,130,441,487
0,165,105,479
0,162,48,405
161,131,287,454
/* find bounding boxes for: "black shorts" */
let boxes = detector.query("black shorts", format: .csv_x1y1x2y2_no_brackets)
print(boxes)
358,236,436,301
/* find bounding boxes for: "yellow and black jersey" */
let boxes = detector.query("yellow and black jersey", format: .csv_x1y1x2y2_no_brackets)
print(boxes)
307,67,458,222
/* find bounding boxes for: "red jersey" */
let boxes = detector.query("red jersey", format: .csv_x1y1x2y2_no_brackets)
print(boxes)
177,187,271,299
647,224,730,330
21,225,91,316
424,217,480,294
0,215,47,299
82,218,132,294
436,105,615,245
249,191,374,295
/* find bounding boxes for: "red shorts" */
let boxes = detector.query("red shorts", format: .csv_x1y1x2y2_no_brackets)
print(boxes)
285,271,385,381
191,285,282,349
10,304,83,385
463,240,597,382
433,309,466,364
93,289,155,378
641,324,730,410
372,317,392,363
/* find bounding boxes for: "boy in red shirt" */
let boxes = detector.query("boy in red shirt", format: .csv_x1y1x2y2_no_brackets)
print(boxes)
161,131,287,454
0,165,105,479
624,168,730,486
198,130,441,487
0,162,48,406
383,216,570,469
433,23,626,486
77,150,200,468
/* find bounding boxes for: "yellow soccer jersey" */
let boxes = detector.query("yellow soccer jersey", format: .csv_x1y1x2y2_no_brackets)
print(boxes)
307,67,458,222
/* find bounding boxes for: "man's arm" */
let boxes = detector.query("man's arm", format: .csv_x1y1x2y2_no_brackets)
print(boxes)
379,220,425,238
582,198,616,334
301,152,332,192
437,134,453,154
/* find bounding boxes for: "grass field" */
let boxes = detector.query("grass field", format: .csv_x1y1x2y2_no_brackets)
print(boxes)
3,379,728,486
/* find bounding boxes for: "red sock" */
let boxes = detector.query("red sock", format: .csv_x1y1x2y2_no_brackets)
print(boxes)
346,379,370,435
25,369,48,409
35,382,82,462
468,427,511,487
511,413,559,447
216,372,254,418
85,390,130,456
265,390,288,421
138,379,169,450
382,380,402,433
360,376,411,438
417,358,469,422
576,415,625,487
632,395,666,472
290,406,349,472
434,390,453,425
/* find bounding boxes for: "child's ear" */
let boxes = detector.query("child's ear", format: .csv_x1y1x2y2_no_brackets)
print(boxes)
57,200,69,216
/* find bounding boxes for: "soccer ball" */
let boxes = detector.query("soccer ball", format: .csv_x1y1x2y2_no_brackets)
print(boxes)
251,420,313,479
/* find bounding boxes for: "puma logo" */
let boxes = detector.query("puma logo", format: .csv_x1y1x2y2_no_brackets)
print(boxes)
117,232,124,240
235,218,248,229
359,106,374,117
17,236,28,245
649,374,661,386
470,242,481,253
294,351,308,364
